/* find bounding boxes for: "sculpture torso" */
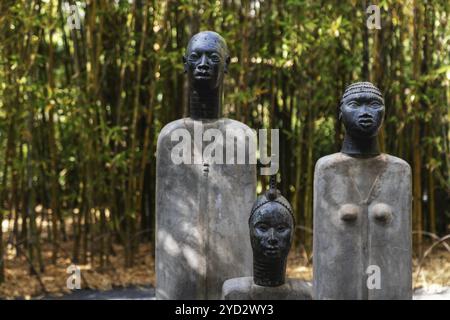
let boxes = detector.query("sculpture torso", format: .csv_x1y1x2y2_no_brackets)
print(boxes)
313,82,412,300
313,152,412,299
156,116,255,299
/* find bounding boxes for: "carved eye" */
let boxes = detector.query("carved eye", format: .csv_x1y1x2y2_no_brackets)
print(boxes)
370,101,382,108
276,225,287,232
256,223,269,232
210,53,221,63
188,53,199,62
347,101,359,108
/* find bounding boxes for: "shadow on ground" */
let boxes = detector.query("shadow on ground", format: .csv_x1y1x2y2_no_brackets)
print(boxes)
36,285,155,300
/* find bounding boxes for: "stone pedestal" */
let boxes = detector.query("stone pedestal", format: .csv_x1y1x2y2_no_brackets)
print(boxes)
156,117,256,300
313,153,412,300
222,277,312,300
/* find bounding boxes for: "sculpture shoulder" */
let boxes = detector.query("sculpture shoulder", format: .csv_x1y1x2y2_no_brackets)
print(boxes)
157,118,187,145
222,276,253,291
382,153,411,168
222,277,253,299
315,153,349,172
221,118,254,132
316,153,411,174
382,154,412,175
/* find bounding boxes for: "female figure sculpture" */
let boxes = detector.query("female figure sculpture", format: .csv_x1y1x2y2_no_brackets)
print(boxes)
313,82,412,300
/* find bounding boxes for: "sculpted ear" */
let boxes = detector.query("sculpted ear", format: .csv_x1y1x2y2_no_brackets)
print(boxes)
182,55,188,73
224,55,231,74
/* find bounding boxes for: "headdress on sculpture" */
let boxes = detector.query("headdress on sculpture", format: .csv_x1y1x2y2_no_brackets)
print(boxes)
249,175,294,223
341,82,384,105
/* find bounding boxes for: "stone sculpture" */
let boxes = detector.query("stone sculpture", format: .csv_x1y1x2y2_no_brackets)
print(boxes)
155,31,256,300
313,82,412,300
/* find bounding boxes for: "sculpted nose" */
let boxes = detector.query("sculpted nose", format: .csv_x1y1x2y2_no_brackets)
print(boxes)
198,55,210,70
359,108,372,118
360,104,372,115
268,229,278,245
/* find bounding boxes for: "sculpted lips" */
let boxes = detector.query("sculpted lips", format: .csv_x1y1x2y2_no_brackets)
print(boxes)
194,71,212,79
358,115,374,128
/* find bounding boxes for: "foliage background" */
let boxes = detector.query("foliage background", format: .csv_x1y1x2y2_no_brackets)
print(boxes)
0,0,449,294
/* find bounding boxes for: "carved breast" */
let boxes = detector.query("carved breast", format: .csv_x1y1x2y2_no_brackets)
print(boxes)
369,202,393,224
338,204,361,222
338,203,393,225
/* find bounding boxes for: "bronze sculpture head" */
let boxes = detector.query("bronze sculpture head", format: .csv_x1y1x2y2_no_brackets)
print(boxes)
249,176,294,287
339,82,385,156
183,31,230,120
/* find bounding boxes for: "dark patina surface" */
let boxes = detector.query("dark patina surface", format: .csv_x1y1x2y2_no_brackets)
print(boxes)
183,31,230,120
339,82,385,157
249,176,295,287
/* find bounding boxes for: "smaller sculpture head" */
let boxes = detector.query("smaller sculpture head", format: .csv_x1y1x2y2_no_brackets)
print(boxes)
249,192,294,260
249,176,294,287
183,31,230,91
339,82,385,138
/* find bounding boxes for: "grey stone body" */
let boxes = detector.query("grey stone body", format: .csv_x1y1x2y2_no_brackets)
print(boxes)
156,117,256,300
313,152,412,300
222,277,312,300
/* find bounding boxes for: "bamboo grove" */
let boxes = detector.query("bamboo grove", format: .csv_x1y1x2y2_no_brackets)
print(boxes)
0,0,449,284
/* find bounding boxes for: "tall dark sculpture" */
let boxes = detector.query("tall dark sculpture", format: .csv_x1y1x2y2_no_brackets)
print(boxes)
222,176,312,300
156,31,256,300
313,82,412,300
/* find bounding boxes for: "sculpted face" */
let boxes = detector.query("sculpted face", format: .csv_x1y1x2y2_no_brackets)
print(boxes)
250,203,293,259
184,31,230,91
340,91,385,138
